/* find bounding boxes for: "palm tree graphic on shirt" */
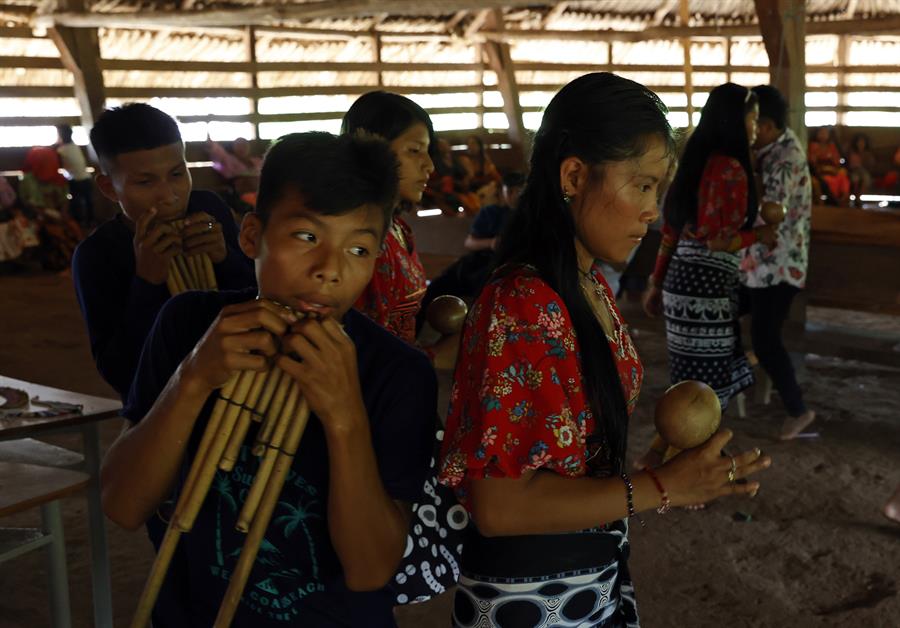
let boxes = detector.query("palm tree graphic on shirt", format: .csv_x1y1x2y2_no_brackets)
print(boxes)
274,498,321,580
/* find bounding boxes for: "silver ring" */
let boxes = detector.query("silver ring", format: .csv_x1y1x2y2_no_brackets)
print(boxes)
727,457,737,483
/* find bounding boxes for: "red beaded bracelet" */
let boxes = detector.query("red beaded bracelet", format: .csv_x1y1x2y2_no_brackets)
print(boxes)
644,468,671,515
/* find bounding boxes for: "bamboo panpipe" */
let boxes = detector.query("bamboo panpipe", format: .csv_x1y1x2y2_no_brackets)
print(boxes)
164,217,219,295
236,379,300,532
214,397,311,628
131,309,316,628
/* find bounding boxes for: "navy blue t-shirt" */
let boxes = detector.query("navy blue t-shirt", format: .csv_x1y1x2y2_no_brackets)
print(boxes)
72,190,256,401
470,203,511,240
124,288,437,628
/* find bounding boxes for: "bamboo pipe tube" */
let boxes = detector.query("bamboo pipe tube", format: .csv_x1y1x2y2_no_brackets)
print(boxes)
166,272,180,297
252,367,283,423
128,373,239,628
129,523,182,628
174,255,194,291
201,253,217,289
251,368,292,456
214,397,311,627
219,369,270,472
173,369,256,532
186,255,203,289
236,380,299,532
168,259,186,296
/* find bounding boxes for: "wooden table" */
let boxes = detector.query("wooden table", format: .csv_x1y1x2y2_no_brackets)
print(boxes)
0,376,121,628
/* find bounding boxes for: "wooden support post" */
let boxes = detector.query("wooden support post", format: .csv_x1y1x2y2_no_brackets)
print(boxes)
754,0,806,141
837,34,847,127
482,9,526,169
725,36,732,83
246,26,259,140
780,0,807,143
373,32,383,88
679,0,694,128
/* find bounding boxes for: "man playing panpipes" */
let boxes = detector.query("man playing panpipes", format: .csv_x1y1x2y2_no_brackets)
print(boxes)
73,103,256,401
100,132,437,627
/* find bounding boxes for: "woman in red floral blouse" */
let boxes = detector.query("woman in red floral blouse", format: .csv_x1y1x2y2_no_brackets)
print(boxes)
641,84,777,471
438,74,772,628
341,92,433,344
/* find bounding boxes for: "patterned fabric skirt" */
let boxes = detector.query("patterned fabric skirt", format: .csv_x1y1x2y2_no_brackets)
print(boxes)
452,521,638,628
661,239,754,409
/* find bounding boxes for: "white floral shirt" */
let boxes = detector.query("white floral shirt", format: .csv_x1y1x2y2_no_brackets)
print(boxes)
741,127,812,289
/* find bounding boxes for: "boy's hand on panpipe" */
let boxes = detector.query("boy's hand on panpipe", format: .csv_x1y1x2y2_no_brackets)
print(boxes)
278,317,366,433
183,299,297,392
182,212,226,263
134,207,182,285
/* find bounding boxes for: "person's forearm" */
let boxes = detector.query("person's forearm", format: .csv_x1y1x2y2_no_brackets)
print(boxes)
469,470,664,537
325,414,410,591
100,365,213,530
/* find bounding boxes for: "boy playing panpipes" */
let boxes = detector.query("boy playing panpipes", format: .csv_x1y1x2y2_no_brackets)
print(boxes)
73,103,255,401
101,132,436,627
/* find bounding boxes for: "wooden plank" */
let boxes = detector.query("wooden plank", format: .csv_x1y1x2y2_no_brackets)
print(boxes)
811,205,900,248
97,59,484,72
35,0,541,29
0,56,63,69
0,375,121,441
0,461,89,517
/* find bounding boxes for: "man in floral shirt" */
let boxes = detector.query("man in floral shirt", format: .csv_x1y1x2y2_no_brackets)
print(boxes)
741,84,815,439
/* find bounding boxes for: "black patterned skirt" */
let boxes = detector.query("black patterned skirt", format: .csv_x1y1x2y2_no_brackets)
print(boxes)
451,520,638,628
661,239,754,409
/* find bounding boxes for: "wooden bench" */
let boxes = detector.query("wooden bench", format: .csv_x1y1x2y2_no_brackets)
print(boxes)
0,461,90,628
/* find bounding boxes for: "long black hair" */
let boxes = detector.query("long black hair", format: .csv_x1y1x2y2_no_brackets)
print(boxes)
341,91,435,150
664,83,759,231
495,72,675,474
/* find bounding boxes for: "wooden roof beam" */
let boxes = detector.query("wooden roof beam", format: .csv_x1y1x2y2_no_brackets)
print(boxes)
482,9,526,169
46,0,104,132
541,2,569,29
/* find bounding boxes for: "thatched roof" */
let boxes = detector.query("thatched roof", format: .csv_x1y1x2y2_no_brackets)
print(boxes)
1,1,899,147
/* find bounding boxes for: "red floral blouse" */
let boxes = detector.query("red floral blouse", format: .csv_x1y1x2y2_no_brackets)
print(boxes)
651,153,756,285
354,215,426,345
438,264,643,507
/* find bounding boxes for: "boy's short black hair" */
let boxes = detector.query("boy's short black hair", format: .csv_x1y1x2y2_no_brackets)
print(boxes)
752,85,788,131
90,103,182,167
256,132,399,236
502,171,526,188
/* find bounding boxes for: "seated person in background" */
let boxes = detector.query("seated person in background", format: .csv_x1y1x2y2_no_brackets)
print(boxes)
808,126,850,205
56,123,96,228
19,146,84,271
417,172,526,334
876,145,900,192
460,134,502,199
0,176,40,268
464,171,525,252
73,103,256,401
206,137,263,211
424,138,480,215
846,132,875,204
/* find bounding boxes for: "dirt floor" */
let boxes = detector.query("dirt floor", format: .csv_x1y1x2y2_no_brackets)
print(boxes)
0,270,898,628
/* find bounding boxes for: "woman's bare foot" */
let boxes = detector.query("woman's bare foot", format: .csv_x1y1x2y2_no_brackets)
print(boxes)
882,486,900,524
780,410,816,440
